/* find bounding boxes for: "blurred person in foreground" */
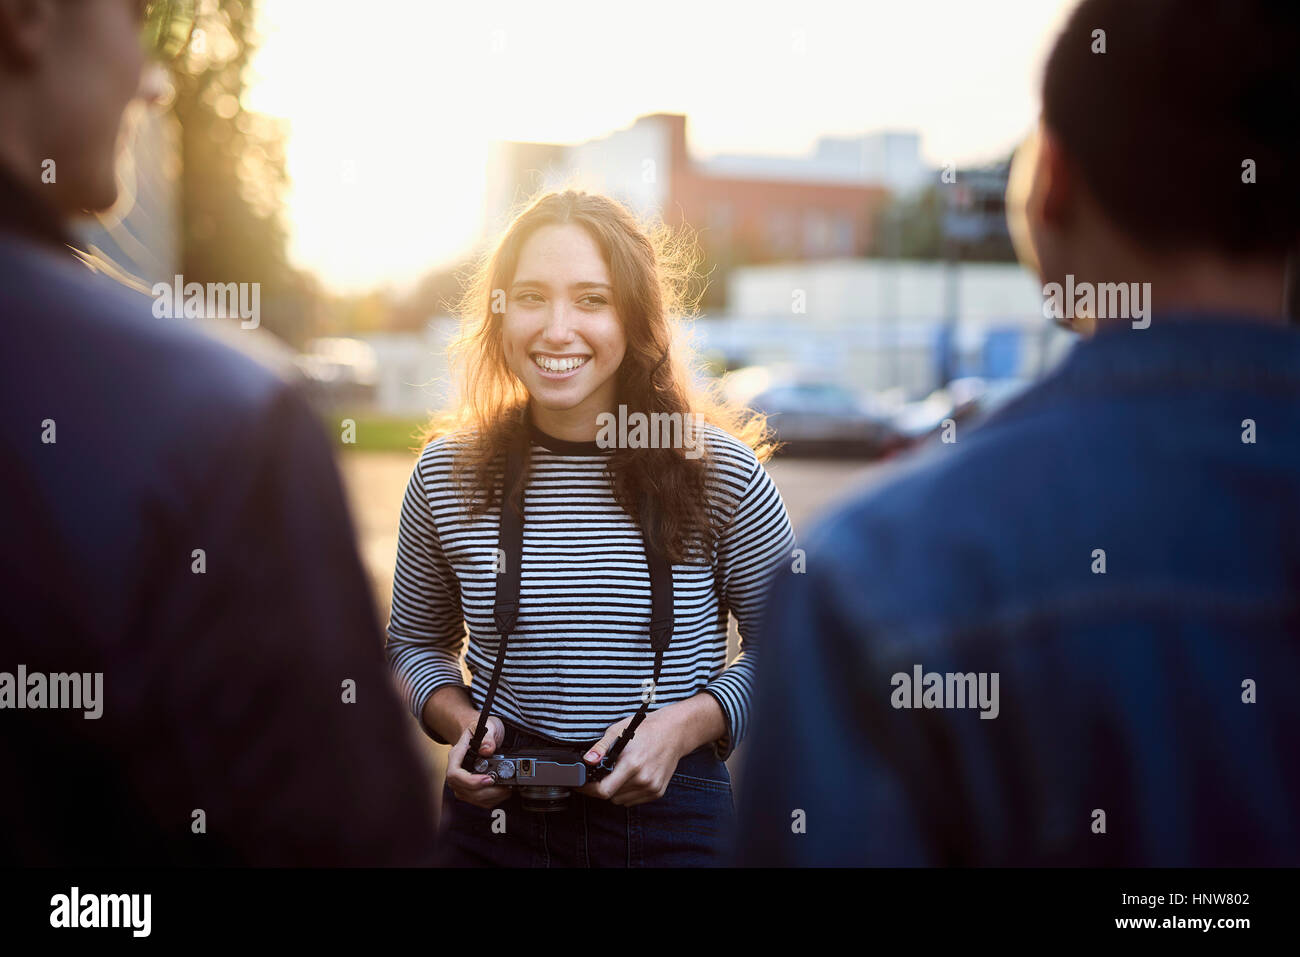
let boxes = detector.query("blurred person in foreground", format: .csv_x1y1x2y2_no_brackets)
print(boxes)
736,0,1300,866
0,0,436,864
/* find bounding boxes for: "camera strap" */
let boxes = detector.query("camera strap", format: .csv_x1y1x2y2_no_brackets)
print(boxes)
462,430,676,771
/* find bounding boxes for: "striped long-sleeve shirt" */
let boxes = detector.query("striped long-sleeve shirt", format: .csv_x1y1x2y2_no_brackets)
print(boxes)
385,419,796,760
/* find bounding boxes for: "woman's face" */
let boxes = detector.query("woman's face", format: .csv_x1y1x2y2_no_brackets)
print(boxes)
502,223,627,434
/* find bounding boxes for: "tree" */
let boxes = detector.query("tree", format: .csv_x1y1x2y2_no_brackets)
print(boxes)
169,0,311,344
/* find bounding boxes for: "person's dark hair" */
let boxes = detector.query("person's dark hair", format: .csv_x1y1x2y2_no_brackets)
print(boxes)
1043,0,1300,257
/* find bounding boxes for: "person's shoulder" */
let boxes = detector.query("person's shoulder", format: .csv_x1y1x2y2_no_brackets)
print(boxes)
0,238,293,423
822,379,1062,538
789,378,1075,639
691,423,769,526
0,239,338,543
419,429,475,460
414,429,476,484
698,422,763,483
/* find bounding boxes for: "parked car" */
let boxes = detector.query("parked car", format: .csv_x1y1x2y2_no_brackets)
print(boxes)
727,369,905,458
891,377,1034,444
296,337,379,408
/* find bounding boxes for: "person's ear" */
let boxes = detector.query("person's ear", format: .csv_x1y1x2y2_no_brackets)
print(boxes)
1007,118,1077,284
1006,125,1043,275
1034,123,1074,230
0,0,54,71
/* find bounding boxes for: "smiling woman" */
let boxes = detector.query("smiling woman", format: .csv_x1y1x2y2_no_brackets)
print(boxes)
384,188,798,867
502,224,623,435
425,189,770,566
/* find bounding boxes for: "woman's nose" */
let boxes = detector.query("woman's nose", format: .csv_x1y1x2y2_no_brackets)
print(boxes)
541,304,577,343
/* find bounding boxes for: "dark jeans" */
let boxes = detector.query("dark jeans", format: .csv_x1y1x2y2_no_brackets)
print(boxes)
436,717,735,867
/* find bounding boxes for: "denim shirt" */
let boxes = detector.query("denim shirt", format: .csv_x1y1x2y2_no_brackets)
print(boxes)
734,314,1300,866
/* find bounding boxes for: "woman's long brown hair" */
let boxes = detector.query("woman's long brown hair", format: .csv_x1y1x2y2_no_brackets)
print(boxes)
424,189,774,565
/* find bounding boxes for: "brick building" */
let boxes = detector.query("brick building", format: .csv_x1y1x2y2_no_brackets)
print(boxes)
485,113,922,264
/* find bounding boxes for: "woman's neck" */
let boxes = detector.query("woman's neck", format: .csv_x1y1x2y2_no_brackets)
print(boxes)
527,398,613,443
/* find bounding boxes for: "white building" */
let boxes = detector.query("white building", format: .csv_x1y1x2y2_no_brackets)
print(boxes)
702,130,930,194
359,319,459,415
703,259,1074,396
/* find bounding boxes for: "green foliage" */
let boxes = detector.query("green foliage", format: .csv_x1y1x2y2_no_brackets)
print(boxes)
873,187,946,259
325,414,430,453
169,0,312,344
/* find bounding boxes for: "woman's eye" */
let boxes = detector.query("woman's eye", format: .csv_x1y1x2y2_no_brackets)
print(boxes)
579,295,608,307
516,292,543,304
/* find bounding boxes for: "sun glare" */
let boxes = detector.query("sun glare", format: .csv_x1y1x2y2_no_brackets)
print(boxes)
244,0,1073,294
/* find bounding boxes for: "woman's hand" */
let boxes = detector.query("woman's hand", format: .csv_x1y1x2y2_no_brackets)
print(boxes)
445,715,511,809
577,709,688,807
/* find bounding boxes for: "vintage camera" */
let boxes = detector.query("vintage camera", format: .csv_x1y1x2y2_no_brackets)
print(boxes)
472,748,616,812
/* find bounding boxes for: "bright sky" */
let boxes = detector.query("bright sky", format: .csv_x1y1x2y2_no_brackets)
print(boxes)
245,0,1076,294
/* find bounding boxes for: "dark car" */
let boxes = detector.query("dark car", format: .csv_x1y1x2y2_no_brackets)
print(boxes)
740,377,905,458
891,377,1035,445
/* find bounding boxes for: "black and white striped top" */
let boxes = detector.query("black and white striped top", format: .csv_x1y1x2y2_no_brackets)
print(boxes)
385,419,796,760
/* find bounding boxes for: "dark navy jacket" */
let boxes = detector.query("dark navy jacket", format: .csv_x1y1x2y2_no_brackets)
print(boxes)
0,197,437,864
735,316,1300,865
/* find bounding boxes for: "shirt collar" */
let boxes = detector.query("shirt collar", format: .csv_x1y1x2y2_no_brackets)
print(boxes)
527,418,611,456
1055,312,1300,394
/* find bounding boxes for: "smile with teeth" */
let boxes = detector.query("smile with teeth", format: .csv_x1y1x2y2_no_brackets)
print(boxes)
531,354,590,374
